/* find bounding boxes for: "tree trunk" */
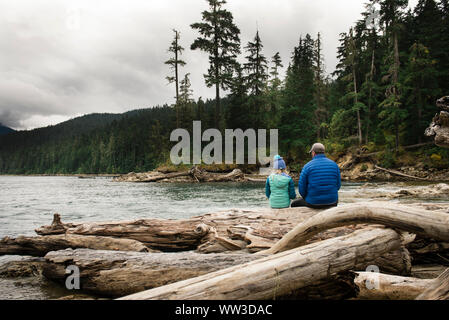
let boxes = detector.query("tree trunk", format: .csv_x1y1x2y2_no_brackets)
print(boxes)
365,48,375,144
118,228,406,300
353,71,362,146
0,234,150,257
350,29,362,145
175,30,180,128
394,32,400,151
263,202,449,254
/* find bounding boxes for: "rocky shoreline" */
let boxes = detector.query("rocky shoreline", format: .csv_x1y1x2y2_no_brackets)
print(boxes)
340,162,449,182
111,164,449,184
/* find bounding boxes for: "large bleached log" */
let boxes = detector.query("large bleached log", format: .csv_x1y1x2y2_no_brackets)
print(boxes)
41,244,411,298
416,268,449,300
42,249,258,297
354,272,431,300
36,215,208,251
118,227,406,300
263,202,449,254
35,208,322,252
374,165,429,181
0,234,149,257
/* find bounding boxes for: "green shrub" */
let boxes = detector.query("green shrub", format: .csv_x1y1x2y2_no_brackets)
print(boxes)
380,150,396,168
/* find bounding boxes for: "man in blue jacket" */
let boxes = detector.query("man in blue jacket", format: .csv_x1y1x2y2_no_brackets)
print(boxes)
291,143,341,209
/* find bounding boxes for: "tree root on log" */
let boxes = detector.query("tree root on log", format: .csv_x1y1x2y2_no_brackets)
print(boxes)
0,234,150,256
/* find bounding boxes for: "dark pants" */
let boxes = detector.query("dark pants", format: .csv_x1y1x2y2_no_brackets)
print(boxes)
291,198,338,209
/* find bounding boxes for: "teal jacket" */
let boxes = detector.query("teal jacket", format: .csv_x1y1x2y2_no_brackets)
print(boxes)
265,173,296,209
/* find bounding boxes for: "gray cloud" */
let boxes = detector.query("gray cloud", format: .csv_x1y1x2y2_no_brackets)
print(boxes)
0,0,418,130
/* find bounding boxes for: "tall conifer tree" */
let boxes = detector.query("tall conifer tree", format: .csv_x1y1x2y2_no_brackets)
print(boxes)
191,0,241,129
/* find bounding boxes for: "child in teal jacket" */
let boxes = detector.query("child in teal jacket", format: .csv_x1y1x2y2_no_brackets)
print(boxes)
265,155,296,209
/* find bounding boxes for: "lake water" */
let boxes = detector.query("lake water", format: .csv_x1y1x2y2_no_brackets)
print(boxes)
0,175,440,238
0,175,445,299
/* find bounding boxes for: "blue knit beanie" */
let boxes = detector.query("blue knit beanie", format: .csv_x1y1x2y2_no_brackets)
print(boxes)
273,155,286,170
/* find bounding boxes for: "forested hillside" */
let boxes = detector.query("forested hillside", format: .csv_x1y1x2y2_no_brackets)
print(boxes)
0,101,223,174
1,0,449,174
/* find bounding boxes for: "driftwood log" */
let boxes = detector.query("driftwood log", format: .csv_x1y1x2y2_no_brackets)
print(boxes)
118,228,407,300
0,234,150,256
113,167,246,183
40,243,411,298
42,249,258,297
263,202,449,254
425,96,449,148
353,272,432,300
34,207,339,252
374,165,429,181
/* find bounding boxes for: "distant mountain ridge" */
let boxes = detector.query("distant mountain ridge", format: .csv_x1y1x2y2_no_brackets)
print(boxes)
0,124,15,136
0,105,177,174
0,99,223,174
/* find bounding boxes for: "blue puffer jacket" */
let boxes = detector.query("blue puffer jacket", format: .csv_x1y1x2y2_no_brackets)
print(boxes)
298,154,341,205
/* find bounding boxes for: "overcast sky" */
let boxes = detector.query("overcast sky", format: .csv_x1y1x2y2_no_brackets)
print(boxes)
0,0,418,130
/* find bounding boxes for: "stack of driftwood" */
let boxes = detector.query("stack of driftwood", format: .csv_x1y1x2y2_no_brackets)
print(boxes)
1,202,448,300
